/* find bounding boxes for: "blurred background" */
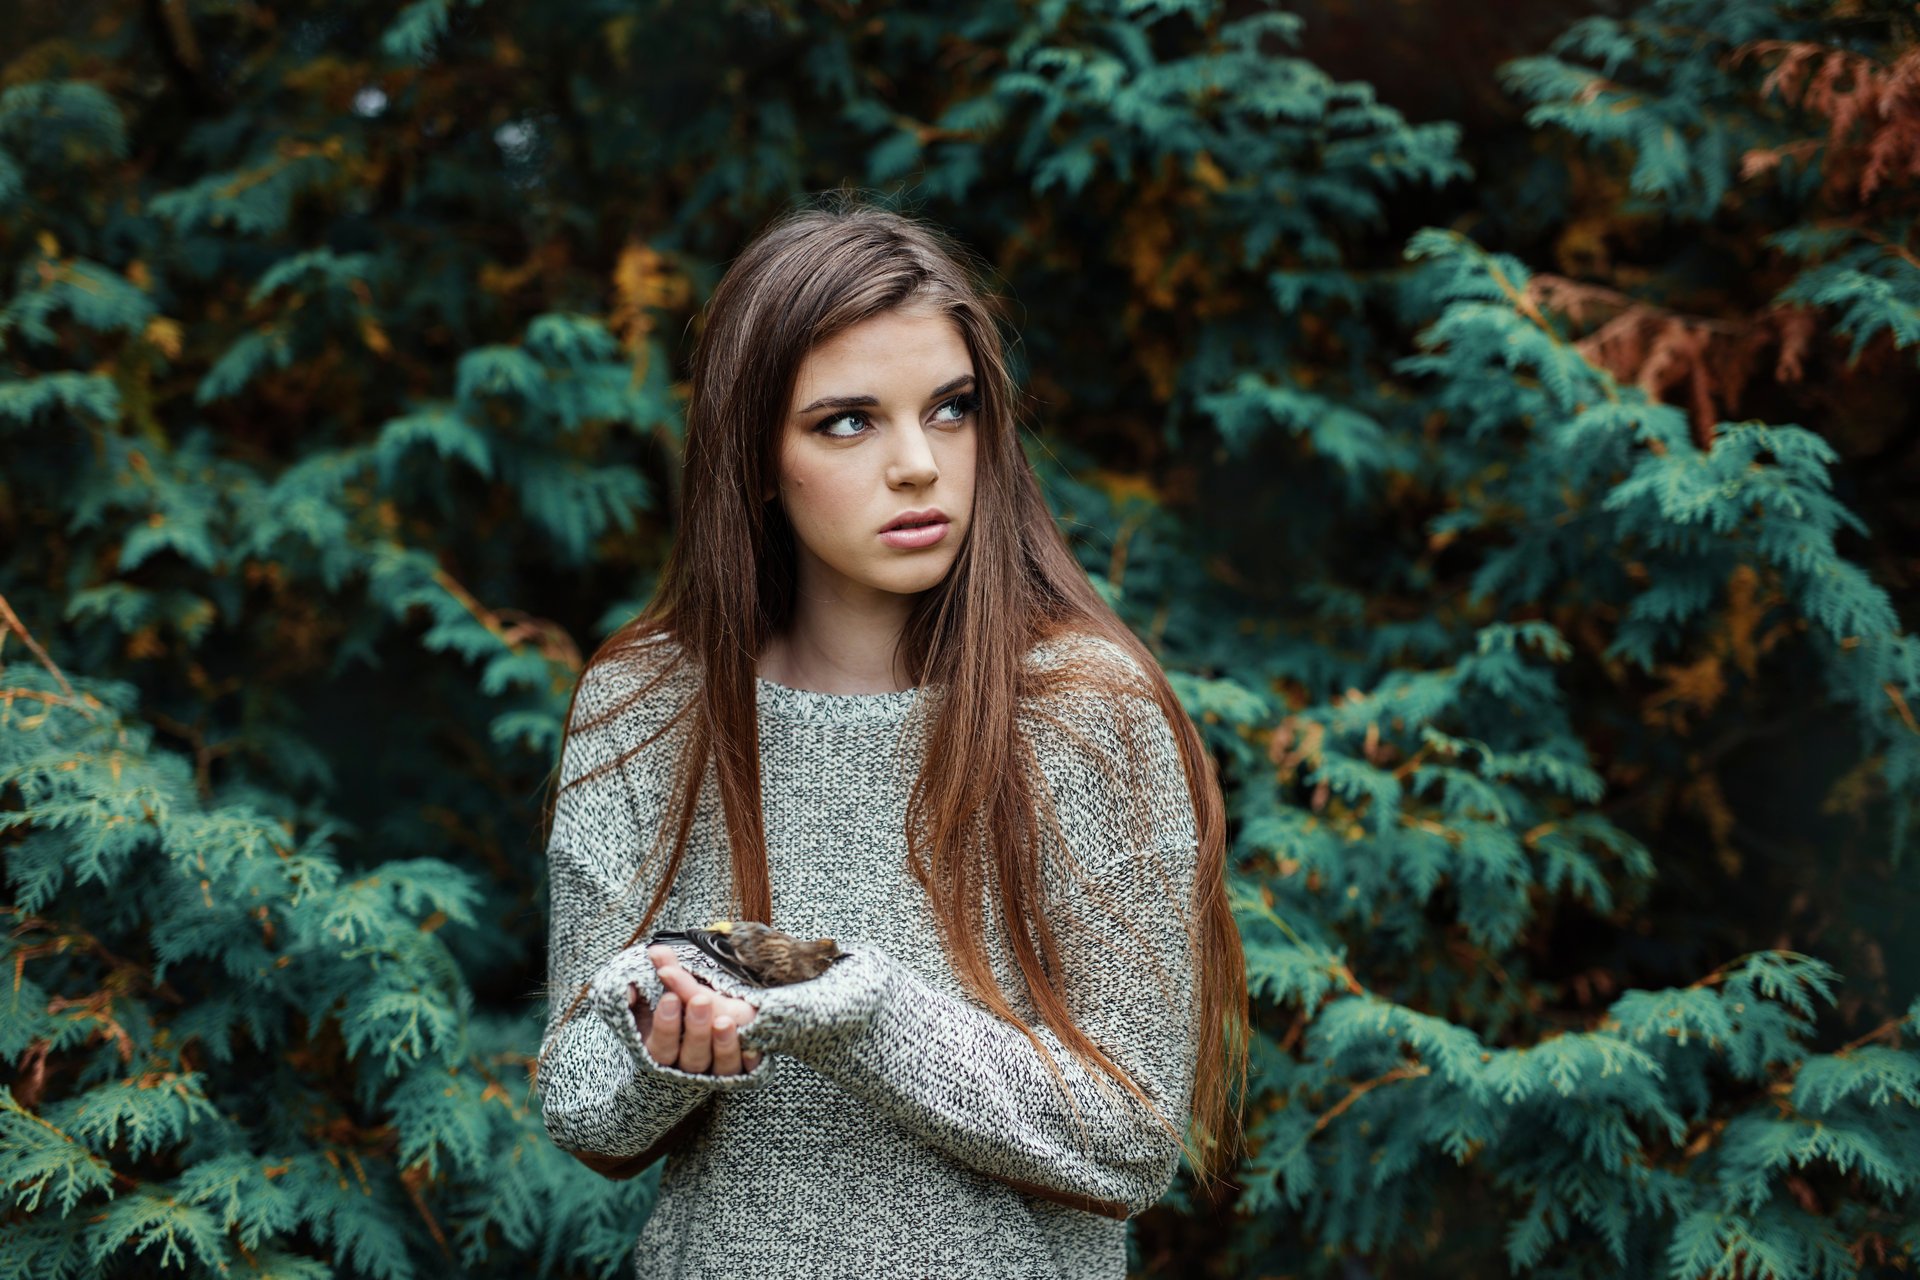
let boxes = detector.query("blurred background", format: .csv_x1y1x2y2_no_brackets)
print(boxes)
2,0,1916,1276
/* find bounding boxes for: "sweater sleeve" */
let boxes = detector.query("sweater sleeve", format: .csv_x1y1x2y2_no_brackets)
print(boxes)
733,683,1202,1219
538,661,773,1168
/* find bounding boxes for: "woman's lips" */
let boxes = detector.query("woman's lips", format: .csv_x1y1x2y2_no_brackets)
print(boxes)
878,519,950,549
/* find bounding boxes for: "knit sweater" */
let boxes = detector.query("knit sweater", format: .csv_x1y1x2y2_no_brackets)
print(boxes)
538,630,1201,1280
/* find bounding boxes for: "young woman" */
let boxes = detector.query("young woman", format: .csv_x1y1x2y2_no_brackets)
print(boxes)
534,194,1247,1278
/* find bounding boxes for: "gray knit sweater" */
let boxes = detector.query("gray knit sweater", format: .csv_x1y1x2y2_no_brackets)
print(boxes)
539,631,1200,1280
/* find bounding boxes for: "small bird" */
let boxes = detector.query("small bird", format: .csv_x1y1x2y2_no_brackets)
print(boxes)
649,919,849,988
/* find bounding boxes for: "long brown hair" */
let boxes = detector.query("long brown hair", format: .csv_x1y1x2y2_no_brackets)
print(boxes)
535,190,1248,1198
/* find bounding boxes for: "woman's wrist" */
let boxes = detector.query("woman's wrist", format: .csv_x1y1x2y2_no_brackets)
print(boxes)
735,945,891,1060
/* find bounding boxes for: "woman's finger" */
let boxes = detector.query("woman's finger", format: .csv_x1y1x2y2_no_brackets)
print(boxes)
655,964,757,1032
710,1015,742,1076
679,990,714,1074
627,981,656,1045
656,963,710,1006
645,991,682,1068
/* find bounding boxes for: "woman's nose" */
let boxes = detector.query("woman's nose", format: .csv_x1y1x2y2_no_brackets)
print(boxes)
888,425,940,485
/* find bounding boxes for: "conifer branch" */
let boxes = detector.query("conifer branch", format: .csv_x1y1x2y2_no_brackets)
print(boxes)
0,592,85,713
430,566,581,668
1835,1014,1907,1055
1242,893,1365,997
399,1159,454,1261
1308,1061,1433,1137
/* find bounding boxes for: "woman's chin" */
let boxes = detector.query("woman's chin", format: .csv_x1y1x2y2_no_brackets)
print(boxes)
862,558,959,597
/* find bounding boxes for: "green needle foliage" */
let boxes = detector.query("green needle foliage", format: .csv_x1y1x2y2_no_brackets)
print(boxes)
2,0,1916,1277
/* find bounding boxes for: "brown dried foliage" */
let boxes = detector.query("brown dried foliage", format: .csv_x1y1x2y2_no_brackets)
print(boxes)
1523,30,1919,448
1737,37,1920,203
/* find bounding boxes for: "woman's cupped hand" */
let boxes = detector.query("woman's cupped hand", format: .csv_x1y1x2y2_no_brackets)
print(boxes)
626,944,763,1076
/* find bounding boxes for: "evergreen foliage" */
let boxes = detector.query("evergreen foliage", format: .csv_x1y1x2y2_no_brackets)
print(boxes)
2,0,1915,1277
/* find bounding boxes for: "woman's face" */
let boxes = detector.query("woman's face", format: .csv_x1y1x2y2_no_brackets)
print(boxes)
773,302,978,604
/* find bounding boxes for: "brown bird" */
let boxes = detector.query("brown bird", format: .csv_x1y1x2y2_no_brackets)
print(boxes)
649,919,849,988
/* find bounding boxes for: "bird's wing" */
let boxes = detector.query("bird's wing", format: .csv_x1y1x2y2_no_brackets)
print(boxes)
649,928,766,989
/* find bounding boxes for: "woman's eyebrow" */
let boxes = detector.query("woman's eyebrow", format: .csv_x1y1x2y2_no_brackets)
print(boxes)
793,373,976,416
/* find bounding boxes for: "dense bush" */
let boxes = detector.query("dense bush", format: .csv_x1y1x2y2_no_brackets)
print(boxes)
2,0,1915,1276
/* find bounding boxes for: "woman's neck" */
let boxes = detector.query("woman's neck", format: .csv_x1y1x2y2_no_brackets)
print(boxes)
757,625,917,695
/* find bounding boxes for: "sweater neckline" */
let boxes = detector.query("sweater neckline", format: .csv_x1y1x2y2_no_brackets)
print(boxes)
753,674,926,725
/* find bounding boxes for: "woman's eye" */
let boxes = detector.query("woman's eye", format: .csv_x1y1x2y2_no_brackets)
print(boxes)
812,393,977,439
933,392,979,425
